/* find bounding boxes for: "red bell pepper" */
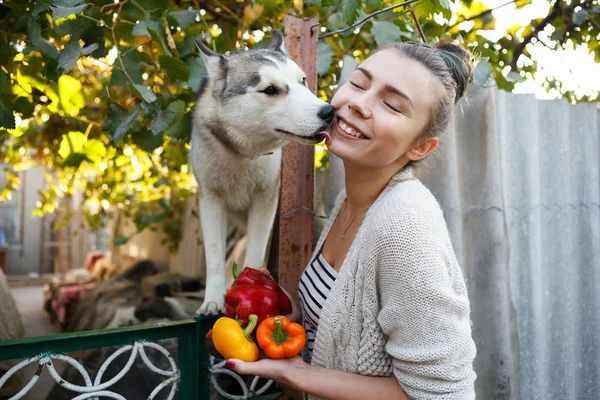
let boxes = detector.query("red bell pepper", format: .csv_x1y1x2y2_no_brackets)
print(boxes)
224,263,293,327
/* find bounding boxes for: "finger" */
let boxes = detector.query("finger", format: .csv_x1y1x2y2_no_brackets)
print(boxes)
224,359,257,376
258,267,271,277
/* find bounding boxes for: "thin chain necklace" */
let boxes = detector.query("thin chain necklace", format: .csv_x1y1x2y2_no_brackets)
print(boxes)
341,200,371,239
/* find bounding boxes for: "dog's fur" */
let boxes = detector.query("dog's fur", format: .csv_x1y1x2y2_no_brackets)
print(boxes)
192,31,333,315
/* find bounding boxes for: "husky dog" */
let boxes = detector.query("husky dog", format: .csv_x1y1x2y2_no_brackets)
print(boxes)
192,31,334,315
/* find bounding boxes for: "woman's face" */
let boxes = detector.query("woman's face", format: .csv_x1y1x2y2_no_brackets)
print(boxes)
328,49,441,169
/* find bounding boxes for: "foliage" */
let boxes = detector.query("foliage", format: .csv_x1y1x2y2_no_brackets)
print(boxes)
0,0,598,250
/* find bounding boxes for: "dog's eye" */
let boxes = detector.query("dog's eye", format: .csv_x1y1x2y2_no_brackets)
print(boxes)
302,77,307,86
262,86,278,95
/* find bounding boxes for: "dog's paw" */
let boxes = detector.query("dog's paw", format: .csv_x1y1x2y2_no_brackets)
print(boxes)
196,300,224,317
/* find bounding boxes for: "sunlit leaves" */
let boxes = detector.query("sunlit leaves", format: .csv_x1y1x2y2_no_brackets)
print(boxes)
58,75,85,116
58,131,107,168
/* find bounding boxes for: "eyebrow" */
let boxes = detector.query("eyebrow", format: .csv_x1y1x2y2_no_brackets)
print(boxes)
355,67,415,111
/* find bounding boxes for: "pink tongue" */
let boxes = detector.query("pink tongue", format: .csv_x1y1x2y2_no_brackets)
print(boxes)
320,129,332,146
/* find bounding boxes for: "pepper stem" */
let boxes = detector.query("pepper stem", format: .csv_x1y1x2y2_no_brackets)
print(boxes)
232,261,240,279
272,317,289,344
243,314,258,338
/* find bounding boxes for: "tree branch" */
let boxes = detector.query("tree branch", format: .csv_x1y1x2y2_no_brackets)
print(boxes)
510,0,562,71
448,0,518,30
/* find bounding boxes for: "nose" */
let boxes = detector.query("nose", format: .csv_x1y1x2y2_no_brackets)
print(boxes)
318,104,335,124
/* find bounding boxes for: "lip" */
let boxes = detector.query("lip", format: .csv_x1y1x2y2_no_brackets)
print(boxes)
334,116,369,140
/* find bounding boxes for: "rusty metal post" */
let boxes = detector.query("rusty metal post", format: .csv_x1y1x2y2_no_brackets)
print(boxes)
278,14,319,316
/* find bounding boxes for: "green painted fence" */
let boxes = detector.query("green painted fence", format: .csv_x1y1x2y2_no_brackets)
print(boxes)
0,316,216,399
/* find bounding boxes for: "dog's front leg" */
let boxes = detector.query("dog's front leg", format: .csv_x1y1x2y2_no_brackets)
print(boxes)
244,187,279,269
196,191,228,316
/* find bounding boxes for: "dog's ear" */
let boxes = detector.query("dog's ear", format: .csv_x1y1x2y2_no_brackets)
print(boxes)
268,30,286,54
195,38,226,78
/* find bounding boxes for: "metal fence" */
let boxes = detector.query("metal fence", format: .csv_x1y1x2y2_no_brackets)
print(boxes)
0,317,214,399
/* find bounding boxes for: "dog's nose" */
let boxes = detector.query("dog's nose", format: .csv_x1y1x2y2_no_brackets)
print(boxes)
318,104,335,124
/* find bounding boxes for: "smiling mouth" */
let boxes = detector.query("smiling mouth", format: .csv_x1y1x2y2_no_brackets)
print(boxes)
275,128,326,144
336,118,367,139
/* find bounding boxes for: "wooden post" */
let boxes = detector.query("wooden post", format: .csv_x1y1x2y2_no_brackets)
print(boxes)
278,14,319,311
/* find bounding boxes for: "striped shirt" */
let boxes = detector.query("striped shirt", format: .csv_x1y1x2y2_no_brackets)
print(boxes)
298,249,338,356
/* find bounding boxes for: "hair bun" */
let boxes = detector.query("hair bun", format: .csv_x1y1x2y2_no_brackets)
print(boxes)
434,41,473,103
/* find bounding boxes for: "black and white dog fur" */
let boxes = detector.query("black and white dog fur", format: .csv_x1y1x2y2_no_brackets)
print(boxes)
192,31,334,315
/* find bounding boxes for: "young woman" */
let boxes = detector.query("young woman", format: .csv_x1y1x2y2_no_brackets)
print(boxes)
225,41,477,400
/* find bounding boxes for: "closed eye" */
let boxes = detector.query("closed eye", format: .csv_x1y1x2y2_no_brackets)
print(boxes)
349,81,364,90
384,102,402,113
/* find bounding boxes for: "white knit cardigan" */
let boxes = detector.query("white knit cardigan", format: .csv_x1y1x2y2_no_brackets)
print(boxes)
303,168,477,399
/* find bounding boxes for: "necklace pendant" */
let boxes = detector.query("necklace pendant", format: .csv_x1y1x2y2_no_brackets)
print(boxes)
341,233,344,239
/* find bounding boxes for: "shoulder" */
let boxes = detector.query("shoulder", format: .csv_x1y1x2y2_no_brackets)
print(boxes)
368,178,446,236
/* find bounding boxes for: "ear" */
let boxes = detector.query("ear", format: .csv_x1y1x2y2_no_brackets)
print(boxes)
405,136,439,161
267,30,286,54
195,38,226,78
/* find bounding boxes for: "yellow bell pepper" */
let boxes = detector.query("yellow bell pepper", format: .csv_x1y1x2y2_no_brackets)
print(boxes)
211,314,259,362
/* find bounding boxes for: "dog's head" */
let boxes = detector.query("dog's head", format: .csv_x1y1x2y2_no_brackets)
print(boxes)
195,31,333,147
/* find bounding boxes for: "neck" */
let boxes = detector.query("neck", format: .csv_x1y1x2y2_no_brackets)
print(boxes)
343,160,406,213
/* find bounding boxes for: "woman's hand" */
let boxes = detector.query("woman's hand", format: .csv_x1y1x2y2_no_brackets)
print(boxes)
224,355,308,383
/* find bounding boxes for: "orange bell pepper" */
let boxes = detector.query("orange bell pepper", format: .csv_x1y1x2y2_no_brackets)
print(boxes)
256,315,306,359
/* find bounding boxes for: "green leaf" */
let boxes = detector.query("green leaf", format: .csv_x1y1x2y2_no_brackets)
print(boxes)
165,100,190,139
83,139,107,163
141,212,164,226
58,131,87,159
187,57,206,92
0,44,16,70
364,0,382,8
13,97,35,118
141,100,176,136
102,104,141,141
159,55,190,82
133,21,173,56
342,0,361,25
322,0,336,7
132,129,164,152
51,3,87,20
506,71,524,83
27,19,59,60
0,104,15,129
57,41,99,72
113,235,133,246
32,3,51,17
0,70,7,93
371,21,402,46
169,10,198,29
132,20,161,38
472,58,493,87
572,9,588,26
317,42,335,76
58,75,84,116
137,52,155,65
133,84,157,103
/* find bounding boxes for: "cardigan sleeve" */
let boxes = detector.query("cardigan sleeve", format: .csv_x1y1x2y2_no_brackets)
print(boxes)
372,197,477,400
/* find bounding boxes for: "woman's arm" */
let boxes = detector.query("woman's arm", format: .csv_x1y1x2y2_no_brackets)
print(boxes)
226,356,410,400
